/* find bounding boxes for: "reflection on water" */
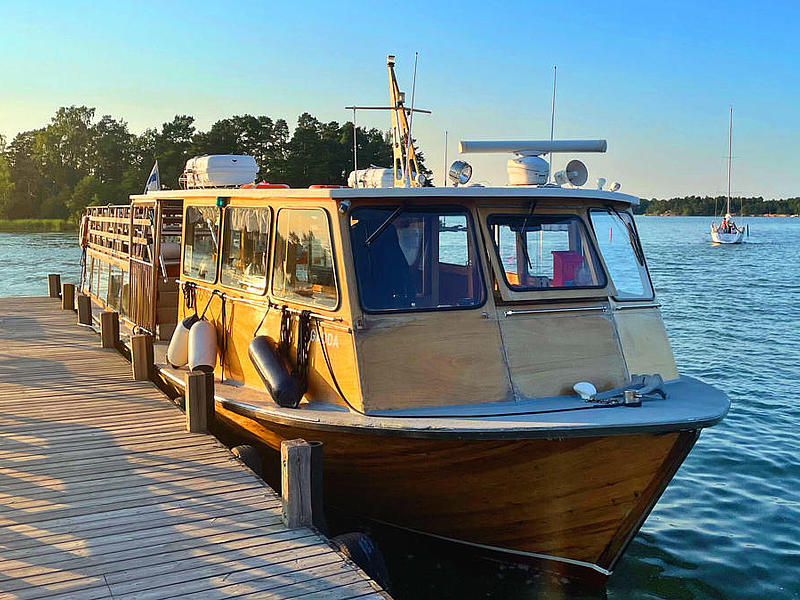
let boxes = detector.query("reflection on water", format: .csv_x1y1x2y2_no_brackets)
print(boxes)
1,218,799,599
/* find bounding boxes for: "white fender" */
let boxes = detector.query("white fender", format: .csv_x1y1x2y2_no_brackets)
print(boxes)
166,314,199,367
188,319,218,373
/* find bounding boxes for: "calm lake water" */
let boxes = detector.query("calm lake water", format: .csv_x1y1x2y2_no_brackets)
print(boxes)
1,217,798,599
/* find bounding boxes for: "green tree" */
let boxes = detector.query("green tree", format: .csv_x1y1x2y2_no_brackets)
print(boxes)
0,154,15,219
92,115,134,185
156,115,195,189
5,130,45,219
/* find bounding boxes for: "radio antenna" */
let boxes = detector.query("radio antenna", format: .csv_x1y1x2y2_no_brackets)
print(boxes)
443,130,449,187
548,65,557,183
352,108,358,188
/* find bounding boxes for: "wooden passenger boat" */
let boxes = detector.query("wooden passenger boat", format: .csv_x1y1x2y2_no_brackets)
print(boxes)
78,57,729,583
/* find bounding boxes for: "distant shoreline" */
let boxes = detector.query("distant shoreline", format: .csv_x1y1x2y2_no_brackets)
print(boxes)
641,213,799,218
0,219,76,233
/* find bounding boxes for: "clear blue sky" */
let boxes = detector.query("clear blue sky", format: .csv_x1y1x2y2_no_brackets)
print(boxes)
1,0,798,198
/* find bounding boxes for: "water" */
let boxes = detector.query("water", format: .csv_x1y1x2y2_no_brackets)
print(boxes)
0,233,82,296
2,217,799,598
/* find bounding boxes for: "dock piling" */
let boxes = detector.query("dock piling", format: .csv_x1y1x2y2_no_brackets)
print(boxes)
130,333,154,381
61,282,75,310
309,441,328,534
77,294,92,325
101,311,120,348
281,439,314,529
186,370,215,433
47,273,61,298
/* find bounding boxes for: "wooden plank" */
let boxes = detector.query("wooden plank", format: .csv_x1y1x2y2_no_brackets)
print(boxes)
0,511,283,568
111,554,350,600
0,297,386,599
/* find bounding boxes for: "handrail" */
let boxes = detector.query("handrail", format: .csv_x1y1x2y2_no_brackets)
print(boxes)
178,280,346,324
504,306,607,317
613,302,662,311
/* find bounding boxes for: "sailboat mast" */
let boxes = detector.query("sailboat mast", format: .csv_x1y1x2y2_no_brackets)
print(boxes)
726,107,732,215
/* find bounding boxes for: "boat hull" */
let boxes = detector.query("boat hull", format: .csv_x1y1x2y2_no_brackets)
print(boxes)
710,227,744,244
213,405,699,581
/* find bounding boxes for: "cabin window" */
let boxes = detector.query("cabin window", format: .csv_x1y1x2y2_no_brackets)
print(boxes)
272,208,338,309
221,207,271,293
182,206,220,283
107,266,125,313
350,206,485,312
589,209,654,300
487,214,606,290
97,261,110,304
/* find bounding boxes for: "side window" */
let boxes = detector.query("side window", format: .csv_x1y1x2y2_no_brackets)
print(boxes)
272,209,338,309
589,209,653,299
183,206,220,282
221,207,271,293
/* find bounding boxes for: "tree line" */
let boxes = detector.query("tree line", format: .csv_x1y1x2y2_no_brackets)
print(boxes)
0,106,432,221
633,196,800,216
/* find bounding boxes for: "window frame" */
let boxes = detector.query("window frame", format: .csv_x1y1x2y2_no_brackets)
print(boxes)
270,206,341,312
182,204,222,284
486,213,608,293
219,205,272,296
588,208,655,302
349,204,488,315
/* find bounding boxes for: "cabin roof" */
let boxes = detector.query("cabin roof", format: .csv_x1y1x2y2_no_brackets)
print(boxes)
132,186,640,205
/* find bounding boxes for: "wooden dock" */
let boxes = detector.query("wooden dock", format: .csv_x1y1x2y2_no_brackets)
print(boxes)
0,297,389,600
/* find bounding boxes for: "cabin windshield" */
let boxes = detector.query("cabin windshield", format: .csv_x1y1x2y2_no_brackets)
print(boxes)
350,206,485,312
487,214,606,290
589,209,653,300
183,206,220,282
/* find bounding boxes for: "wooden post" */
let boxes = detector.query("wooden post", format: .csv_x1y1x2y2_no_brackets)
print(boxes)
61,283,75,310
185,371,214,433
47,274,61,298
308,441,328,534
77,295,92,325
281,439,313,529
100,311,119,348
130,334,154,381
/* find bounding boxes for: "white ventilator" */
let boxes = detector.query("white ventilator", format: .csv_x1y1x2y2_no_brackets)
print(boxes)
573,381,598,401
166,314,199,367
188,319,218,372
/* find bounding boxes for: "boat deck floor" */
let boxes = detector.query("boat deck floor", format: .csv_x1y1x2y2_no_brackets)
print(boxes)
0,297,388,600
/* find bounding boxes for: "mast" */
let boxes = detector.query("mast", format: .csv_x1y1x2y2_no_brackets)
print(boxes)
726,107,732,215
387,55,423,187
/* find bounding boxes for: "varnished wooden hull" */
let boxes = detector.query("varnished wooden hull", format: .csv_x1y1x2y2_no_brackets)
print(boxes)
214,405,699,581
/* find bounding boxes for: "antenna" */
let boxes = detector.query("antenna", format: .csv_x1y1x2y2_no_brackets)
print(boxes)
406,51,420,187
352,108,358,188
443,130,448,187
548,66,557,182
727,106,732,215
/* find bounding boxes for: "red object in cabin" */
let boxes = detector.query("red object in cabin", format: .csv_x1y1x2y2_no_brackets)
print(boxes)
551,251,584,287
308,185,343,189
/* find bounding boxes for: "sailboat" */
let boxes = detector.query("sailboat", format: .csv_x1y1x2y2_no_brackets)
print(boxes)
710,108,745,244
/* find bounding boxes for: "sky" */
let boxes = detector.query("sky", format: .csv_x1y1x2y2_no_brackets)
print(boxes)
1,0,798,199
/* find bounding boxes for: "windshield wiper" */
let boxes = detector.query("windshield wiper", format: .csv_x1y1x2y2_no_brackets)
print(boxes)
517,200,537,269
608,206,645,265
364,204,407,247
